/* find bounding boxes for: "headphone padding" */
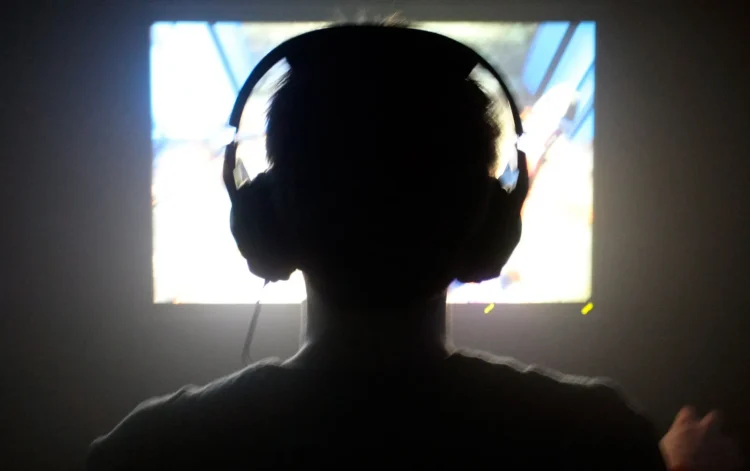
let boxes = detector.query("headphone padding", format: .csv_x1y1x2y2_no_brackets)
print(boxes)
229,172,297,282
454,178,523,284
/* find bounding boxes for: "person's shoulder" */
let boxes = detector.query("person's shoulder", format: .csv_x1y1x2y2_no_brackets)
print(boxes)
449,347,620,393
449,348,650,423
448,348,666,467
87,358,284,470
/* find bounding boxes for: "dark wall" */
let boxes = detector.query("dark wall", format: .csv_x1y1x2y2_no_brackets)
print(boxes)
2,1,748,470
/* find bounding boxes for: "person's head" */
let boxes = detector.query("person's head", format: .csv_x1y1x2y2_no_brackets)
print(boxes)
229,24,526,310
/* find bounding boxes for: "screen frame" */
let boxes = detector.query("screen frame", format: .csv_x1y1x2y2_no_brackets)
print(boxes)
147,1,603,24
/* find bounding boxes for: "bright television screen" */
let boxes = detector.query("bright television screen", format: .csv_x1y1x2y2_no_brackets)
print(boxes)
151,21,595,304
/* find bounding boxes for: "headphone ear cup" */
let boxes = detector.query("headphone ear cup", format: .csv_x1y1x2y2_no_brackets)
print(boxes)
229,172,297,282
454,178,523,284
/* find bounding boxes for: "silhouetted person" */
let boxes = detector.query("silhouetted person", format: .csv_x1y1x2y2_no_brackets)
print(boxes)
88,24,739,470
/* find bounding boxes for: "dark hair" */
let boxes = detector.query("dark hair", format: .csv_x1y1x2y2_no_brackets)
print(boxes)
265,47,501,305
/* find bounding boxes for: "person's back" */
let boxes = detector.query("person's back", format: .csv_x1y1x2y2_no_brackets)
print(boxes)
89,24,669,470
88,350,665,469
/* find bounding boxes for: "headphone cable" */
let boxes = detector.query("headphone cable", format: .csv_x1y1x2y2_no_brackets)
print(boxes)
241,279,270,365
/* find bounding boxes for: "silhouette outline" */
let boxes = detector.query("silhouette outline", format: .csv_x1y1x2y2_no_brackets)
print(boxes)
88,23,685,470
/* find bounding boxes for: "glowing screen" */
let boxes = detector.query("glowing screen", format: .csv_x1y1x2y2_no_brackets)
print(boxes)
151,21,595,304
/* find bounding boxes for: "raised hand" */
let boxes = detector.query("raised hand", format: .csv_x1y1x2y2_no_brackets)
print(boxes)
660,406,742,471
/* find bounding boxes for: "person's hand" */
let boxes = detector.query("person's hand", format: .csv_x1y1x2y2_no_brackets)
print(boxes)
659,406,742,471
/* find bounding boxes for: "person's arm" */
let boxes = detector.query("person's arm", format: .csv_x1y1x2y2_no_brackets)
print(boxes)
87,391,187,471
580,380,668,470
87,408,166,471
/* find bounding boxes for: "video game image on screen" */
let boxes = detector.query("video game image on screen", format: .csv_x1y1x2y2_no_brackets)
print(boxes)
150,21,596,305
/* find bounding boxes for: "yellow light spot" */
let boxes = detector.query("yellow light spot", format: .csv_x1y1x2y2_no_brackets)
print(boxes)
581,302,594,315
484,303,495,314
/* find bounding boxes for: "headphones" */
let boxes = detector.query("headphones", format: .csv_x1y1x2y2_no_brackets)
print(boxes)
223,23,529,290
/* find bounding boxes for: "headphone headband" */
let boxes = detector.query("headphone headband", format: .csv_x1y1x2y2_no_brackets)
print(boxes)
226,23,528,209
228,24,524,138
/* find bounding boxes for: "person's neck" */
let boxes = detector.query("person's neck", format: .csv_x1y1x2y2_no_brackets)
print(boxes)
283,281,454,370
